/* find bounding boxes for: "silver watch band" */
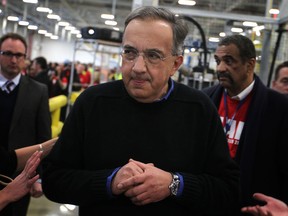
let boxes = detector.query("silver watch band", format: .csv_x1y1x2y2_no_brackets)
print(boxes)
168,172,180,196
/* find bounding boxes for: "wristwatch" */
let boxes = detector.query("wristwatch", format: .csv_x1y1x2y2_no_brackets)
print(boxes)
168,172,180,196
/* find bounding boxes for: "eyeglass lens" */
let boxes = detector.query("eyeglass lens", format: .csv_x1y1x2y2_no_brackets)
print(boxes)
0,51,26,59
122,49,164,64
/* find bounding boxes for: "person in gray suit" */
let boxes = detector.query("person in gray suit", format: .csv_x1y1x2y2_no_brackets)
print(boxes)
0,33,51,216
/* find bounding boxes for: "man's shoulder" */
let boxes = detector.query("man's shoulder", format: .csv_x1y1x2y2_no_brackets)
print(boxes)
88,80,122,91
254,77,288,104
80,80,124,99
21,75,48,90
265,88,288,105
35,70,49,79
202,84,220,95
174,82,216,104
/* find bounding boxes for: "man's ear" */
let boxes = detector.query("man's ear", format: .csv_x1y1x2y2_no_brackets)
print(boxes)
170,55,183,76
247,58,256,72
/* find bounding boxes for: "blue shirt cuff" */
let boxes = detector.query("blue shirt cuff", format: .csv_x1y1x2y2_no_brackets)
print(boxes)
106,167,121,198
175,172,183,197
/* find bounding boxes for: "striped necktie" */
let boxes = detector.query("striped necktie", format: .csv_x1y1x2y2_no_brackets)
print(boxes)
5,80,14,93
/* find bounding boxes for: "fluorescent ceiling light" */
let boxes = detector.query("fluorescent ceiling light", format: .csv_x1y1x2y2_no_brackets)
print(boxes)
23,0,38,3
219,32,226,37
7,16,19,21
101,14,114,19
113,27,119,31
28,25,38,30
19,21,29,26
269,8,279,15
231,27,243,33
208,37,220,42
178,0,196,6
38,29,47,34
58,21,70,27
242,21,257,27
105,20,117,26
47,14,61,20
36,7,52,13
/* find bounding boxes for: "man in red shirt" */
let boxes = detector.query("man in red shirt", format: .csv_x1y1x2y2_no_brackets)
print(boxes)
203,34,288,215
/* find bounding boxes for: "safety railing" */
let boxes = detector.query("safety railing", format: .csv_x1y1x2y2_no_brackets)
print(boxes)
49,95,68,138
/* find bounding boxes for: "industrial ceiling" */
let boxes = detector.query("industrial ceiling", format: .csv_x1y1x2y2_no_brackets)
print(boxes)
0,0,284,42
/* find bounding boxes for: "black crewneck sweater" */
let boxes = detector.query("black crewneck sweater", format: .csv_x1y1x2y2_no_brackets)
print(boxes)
43,80,240,215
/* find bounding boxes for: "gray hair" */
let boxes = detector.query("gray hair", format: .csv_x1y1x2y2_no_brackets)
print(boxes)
124,6,188,55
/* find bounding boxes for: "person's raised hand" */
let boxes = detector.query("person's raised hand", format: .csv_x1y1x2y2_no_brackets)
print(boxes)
241,193,288,216
2,151,42,203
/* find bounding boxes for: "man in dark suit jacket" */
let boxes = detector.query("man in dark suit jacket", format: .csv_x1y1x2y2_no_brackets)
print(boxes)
29,56,52,98
0,33,51,216
202,34,288,215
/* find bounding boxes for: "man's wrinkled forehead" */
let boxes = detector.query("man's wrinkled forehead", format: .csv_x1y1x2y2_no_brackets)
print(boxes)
215,44,239,58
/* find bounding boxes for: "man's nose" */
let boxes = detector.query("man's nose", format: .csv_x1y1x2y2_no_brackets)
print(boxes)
216,61,226,72
132,55,147,71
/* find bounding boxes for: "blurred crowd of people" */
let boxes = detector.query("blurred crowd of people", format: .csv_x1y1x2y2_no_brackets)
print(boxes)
21,58,99,98
19,57,123,122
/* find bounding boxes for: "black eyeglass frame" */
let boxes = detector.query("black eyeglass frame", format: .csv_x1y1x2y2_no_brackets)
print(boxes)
0,51,26,59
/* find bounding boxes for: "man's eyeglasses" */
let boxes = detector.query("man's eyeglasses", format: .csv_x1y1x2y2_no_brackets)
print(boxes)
121,49,174,65
0,51,26,60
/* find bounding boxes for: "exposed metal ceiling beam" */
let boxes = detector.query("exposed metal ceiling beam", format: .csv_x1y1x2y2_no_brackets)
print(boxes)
278,0,288,24
6,2,50,29
59,0,89,25
164,6,279,25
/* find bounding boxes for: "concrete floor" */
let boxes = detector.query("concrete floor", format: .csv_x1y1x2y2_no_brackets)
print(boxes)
27,196,78,216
